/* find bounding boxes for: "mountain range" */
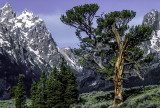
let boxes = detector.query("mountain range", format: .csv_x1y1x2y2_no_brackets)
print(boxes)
0,3,108,99
0,3,160,99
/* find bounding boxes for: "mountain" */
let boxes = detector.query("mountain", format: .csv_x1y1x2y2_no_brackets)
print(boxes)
141,9,160,70
123,9,160,88
0,3,160,100
58,47,113,93
0,3,108,99
142,9,160,55
0,3,62,99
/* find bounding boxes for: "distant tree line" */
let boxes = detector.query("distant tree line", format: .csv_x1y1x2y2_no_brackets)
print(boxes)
9,58,79,108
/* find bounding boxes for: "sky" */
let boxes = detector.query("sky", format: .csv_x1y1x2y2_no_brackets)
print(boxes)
0,0,160,48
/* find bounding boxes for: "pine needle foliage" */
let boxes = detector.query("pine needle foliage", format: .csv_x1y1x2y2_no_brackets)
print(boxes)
15,74,26,108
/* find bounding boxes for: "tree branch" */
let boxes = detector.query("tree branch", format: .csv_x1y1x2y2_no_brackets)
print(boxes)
123,71,132,74
133,68,143,80
123,62,134,66
107,76,114,81
111,20,122,50
93,52,104,69
125,57,152,70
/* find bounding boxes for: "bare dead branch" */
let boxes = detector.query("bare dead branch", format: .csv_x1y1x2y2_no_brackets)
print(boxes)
125,57,151,70
123,71,132,74
111,21,122,50
134,68,143,80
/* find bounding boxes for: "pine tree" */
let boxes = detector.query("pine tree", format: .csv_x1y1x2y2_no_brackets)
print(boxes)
64,66,79,106
30,81,37,108
61,4,153,105
36,71,47,108
46,66,63,108
15,74,26,108
59,59,79,107
59,58,68,100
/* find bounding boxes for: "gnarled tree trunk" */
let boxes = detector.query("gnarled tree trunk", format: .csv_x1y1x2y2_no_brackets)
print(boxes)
112,22,128,105
113,51,124,105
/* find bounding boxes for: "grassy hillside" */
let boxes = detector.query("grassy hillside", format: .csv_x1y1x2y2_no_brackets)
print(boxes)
71,85,160,108
0,99,31,108
0,85,160,108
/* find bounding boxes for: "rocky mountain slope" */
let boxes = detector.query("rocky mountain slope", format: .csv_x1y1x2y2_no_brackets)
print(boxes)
123,9,160,88
58,47,110,93
0,3,108,99
0,3,62,99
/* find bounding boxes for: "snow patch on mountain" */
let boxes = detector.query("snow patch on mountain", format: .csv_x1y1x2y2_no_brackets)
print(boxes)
89,81,97,86
28,46,39,56
57,46,83,72
0,3,62,75
0,3,16,22
150,30,160,51
143,9,160,53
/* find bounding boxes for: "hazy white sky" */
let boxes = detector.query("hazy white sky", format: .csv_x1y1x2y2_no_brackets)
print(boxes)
0,0,160,48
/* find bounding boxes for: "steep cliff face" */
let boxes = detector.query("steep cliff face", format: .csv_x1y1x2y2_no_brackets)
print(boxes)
0,3,62,99
0,3,62,73
142,9,160,65
142,9,160,54
0,3,108,99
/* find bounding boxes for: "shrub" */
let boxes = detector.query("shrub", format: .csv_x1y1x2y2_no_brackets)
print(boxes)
78,97,87,104
101,104,109,108
9,86,17,99
95,91,114,102
146,103,159,108
126,99,138,108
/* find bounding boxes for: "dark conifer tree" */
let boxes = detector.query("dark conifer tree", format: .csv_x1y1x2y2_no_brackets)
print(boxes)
59,58,79,107
30,81,37,108
30,60,79,108
64,66,79,106
15,74,26,108
46,66,63,108
59,58,68,101
36,71,47,108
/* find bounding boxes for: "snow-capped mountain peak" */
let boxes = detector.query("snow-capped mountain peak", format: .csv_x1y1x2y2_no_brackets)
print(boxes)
143,9,159,30
1,2,12,10
15,10,41,28
21,9,34,18
151,9,157,13
0,3,61,78
0,3,16,22
142,9,160,59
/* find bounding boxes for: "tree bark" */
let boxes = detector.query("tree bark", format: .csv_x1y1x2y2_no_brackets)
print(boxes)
113,52,124,105
112,22,128,105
